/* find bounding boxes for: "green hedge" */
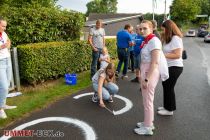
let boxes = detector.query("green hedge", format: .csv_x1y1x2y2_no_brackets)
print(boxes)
17,39,117,84
2,5,84,46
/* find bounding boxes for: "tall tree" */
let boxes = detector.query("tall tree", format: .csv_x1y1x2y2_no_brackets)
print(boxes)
170,0,201,22
86,0,117,16
199,0,210,16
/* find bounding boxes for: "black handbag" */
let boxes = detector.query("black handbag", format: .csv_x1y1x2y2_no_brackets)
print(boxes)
182,50,187,60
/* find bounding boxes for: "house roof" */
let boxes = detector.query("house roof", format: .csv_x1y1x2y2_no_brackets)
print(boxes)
85,13,143,27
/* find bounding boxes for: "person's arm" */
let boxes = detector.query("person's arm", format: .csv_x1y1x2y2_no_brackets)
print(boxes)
165,48,182,59
103,29,105,47
104,56,110,63
98,76,105,107
88,35,98,52
142,49,160,89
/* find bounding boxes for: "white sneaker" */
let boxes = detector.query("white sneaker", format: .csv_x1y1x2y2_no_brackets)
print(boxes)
2,105,17,110
134,126,153,135
157,106,165,111
136,122,155,130
0,109,7,119
157,109,173,116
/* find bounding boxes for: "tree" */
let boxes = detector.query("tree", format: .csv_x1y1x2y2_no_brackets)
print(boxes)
86,0,117,16
170,0,201,22
199,0,210,16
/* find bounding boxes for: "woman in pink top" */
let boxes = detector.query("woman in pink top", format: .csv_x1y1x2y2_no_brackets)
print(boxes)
134,20,162,136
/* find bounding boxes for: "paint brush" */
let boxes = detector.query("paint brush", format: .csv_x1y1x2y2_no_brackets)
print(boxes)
104,106,115,115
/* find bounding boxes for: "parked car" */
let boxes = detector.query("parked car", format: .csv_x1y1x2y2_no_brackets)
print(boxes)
204,32,210,42
186,29,196,37
197,29,208,37
200,24,209,29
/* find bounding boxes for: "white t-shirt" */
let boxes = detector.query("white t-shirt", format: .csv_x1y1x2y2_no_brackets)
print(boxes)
163,36,183,67
0,32,10,59
92,69,106,83
141,37,162,63
89,27,105,49
100,54,109,69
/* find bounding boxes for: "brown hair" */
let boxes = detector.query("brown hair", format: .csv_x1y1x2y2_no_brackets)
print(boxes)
105,63,116,83
124,24,132,30
161,20,183,44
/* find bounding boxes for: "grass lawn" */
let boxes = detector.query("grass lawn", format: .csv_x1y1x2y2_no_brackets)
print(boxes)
0,71,92,129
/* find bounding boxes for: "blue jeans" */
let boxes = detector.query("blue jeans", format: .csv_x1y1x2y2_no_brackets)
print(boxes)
91,49,102,78
0,57,12,108
92,82,119,100
116,48,129,75
134,53,141,69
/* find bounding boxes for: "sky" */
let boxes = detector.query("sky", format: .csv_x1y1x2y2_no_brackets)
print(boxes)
56,0,173,14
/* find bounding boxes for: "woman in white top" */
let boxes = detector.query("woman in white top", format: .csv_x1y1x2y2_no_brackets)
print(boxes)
157,20,183,116
0,17,16,119
134,20,162,136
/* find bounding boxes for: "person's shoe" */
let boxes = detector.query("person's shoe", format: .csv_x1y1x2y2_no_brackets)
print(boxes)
92,93,98,103
134,126,153,136
2,105,17,110
131,77,139,83
157,109,173,116
108,96,113,103
136,122,155,130
157,106,165,111
121,75,128,79
0,109,7,119
115,71,119,78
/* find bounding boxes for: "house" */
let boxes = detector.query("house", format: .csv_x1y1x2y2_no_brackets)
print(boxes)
81,13,143,40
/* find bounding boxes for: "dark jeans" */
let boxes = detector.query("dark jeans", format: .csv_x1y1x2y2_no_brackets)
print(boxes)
162,66,183,111
116,48,129,75
128,51,134,71
91,49,102,78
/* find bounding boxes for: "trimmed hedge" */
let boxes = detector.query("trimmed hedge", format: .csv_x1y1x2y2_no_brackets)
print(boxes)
2,6,84,46
17,39,117,84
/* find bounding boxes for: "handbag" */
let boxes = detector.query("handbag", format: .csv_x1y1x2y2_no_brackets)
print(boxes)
182,50,187,60
159,51,169,81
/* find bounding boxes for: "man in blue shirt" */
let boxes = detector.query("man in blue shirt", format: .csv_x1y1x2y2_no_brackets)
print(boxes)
131,25,144,83
116,24,134,79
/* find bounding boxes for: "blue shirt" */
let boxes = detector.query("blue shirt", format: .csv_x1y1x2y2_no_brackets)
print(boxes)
117,30,132,49
128,33,137,51
134,35,144,56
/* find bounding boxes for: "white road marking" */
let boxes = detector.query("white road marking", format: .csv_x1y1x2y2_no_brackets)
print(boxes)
73,92,133,115
0,117,97,140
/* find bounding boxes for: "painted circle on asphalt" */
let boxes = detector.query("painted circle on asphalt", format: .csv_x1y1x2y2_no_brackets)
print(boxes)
0,117,97,140
73,92,133,115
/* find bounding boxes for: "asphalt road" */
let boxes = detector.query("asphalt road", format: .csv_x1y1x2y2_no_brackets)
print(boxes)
0,37,210,140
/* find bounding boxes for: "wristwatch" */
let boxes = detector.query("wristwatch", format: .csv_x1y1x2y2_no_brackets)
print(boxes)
144,79,148,82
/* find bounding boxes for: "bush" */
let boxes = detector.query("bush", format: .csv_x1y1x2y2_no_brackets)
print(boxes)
2,5,85,46
17,39,117,85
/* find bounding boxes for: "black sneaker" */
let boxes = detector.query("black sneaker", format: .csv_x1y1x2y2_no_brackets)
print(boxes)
92,93,98,103
131,77,139,83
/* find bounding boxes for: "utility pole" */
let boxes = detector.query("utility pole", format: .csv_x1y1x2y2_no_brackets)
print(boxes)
164,0,167,20
152,0,155,20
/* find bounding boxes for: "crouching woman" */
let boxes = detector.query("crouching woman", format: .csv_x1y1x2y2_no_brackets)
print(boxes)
92,63,119,107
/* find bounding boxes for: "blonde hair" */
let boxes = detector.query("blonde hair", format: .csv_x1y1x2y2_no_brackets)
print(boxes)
102,47,108,54
141,20,154,30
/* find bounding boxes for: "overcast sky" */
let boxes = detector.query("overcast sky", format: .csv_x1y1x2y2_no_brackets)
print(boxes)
56,0,173,14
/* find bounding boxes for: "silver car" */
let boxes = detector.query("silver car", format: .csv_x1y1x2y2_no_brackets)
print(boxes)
186,29,196,37
204,32,210,42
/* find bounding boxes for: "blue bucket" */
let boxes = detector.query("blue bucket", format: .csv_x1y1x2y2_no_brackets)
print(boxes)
65,73,77,85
